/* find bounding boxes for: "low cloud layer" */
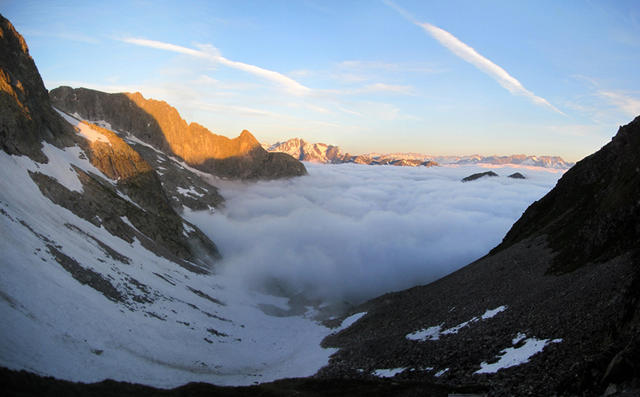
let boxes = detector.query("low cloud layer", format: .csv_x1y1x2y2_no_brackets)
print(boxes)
189,164,562,304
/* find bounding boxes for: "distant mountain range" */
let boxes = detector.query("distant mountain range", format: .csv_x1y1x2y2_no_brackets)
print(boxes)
266,138,574,169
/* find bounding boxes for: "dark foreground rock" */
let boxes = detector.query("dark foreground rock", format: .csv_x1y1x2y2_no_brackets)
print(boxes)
0,366,481,397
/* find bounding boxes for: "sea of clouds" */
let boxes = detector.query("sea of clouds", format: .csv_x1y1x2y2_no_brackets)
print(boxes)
188,163,564,305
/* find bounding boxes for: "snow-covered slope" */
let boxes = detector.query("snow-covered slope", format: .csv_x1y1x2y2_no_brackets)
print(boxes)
0,118,337,387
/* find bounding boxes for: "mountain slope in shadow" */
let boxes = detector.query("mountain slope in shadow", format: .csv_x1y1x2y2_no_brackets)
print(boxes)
320,116,640,396
50,87,307,180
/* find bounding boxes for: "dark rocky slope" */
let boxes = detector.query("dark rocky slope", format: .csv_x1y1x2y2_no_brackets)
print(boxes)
50,87,307,179
492,116,640,273
0,14,74,161
320,117,640,396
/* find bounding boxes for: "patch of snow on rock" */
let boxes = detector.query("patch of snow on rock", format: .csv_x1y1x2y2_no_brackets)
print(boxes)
54,108,110,144
475,336,563,374
481,305,507,319
512,332,527,345
406,325,442,341
434,368,449,377
177,186,204,198
372,367,407,378
441,317,478,335
333,312,366,333
407,306,507,341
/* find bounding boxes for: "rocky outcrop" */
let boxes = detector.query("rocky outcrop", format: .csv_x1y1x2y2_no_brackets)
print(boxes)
267,139,439,167
29,114,221,273
0,14,74,161
461,171,498,182
267,138,346,163
492,116,640,273
320,116,640,395
125,140,224,212
49,87,307,179
507,172,526,179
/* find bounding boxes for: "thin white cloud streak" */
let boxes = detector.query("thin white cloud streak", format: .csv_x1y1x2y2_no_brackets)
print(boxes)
24,30,100,44
319,83,416,96
193,101,285,118
361,82,415,94
339,60,440,74
122,38,311,96
186,163,562,304
384,0,564,115
598,91,640,117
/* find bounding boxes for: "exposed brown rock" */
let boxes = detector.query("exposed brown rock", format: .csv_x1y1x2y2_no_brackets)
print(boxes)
49,87,307,179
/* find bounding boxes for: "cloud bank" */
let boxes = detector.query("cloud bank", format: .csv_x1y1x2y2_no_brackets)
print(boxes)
122,38,310,95
384,0,564,115
186,163,562,304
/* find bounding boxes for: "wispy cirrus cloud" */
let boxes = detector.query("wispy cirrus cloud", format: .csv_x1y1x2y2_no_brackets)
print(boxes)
598,91,640,117
338,60,440,74
384,0,564,115
360,83,415,95
121,38,311,96
24,30,100,44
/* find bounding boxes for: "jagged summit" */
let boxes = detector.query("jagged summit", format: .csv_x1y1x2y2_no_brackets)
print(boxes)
50,86,307,179
267,137,573,169
0,14,74,161
267,138,345,163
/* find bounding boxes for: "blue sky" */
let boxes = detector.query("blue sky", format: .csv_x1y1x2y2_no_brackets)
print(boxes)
3,0,639,161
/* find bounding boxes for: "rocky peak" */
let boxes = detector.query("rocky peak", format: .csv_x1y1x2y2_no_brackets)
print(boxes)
267,137,345,163
0,14,73,161
50,87,307,179
461,171,498,182
492,115,640,273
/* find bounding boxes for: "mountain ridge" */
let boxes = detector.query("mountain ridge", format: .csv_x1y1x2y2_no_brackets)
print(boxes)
267,137,574,169
50,87,307,180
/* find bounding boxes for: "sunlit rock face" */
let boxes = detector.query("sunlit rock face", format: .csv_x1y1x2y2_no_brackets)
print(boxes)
0,14,74,162
267,138,346,163
49,87,307,179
